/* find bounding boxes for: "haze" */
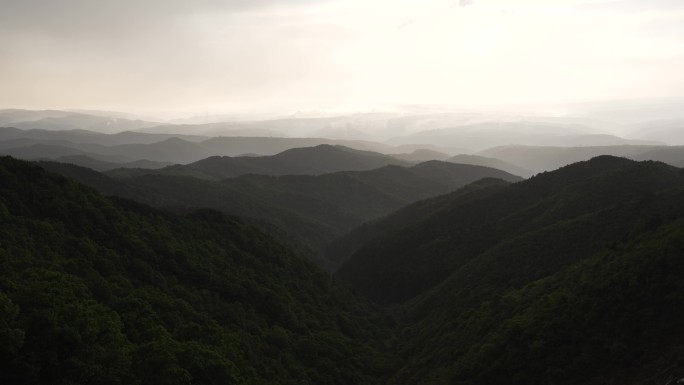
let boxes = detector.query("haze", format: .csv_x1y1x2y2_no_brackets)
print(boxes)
1,0,684,118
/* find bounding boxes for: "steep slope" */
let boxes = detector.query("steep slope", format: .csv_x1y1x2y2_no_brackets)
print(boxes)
392,215,684,385
333,156,684,384
390,188,684,385
0,156,393,385
0,109,74,126
325,178,512,267
336,156,684,304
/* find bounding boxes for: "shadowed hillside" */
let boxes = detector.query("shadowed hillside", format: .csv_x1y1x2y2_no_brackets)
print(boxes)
0,156,394,385
333,156,684,384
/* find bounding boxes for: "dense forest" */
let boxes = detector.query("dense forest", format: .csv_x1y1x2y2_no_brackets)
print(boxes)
0,156,394,385
1,155,683,384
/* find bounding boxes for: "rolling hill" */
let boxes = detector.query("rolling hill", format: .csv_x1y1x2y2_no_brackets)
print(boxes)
111,145,412,180
40,159,522,269
337,156,684,303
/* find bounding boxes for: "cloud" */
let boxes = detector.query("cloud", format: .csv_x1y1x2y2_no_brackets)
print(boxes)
0,0,683,115
575,0,684,13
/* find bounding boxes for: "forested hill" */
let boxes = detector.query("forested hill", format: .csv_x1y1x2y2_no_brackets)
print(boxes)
333,156,684,384
336,156,684,304
0,156,393,385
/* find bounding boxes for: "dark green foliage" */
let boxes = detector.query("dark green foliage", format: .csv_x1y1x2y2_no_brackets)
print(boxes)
5,154,684,385
390,212,684,385
0,156,392,384
333,156,684,384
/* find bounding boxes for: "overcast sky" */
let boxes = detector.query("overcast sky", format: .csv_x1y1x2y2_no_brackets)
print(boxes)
1,0,683,117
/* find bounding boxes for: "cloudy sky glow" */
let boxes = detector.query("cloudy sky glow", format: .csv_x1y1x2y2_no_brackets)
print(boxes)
1,0,683,117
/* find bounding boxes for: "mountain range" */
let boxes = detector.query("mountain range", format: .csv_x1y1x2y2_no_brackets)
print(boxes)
2,154,682,384
40,151,522,269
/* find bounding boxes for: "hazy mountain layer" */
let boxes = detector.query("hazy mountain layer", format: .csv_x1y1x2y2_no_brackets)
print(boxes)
109,145,412,180
0,110,162,133
1,133,401,164
478,145,663,173
446,154,533,177
387,121,659,151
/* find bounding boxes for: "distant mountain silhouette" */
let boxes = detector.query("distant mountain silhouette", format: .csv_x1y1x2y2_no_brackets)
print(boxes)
0,126,207,145
194,144,410,178
117,145,411,180
629,119,684,145
387,121,660,151
478,144,683,173
2,110,161,133
53,155,172,172
0,143,133,162
631,145,684,167
390,149,451,163
447,153,532,177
